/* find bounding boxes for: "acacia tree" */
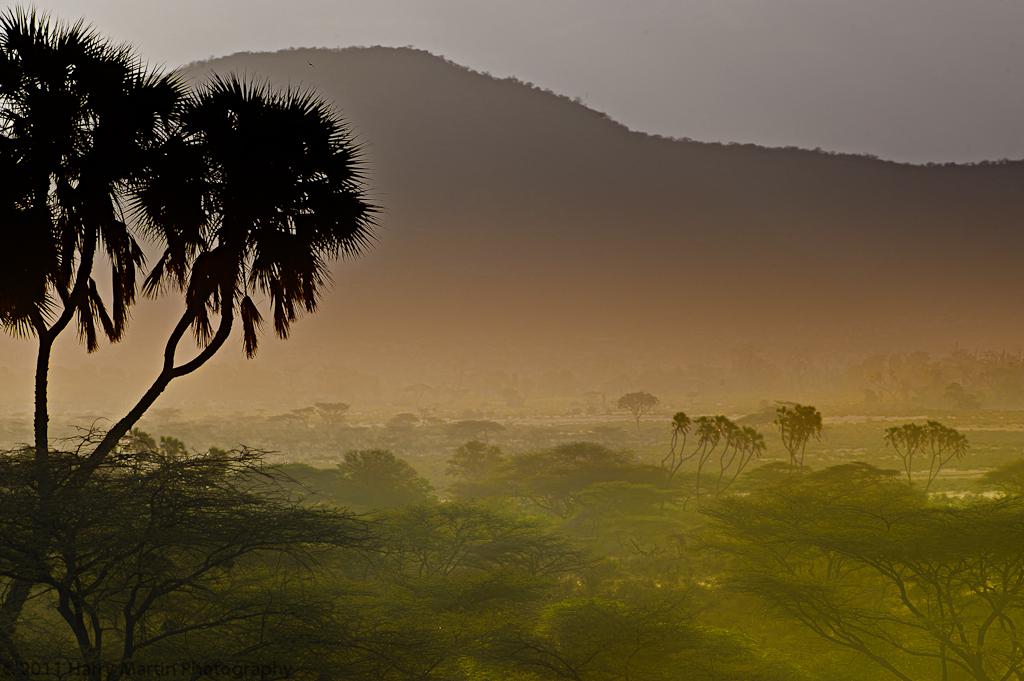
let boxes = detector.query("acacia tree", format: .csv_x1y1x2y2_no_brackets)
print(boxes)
498,597,700,681
617,391,659,433
979,458,1024,497
314,401,350,425
0,446,368,681
501,442,645,519
336,449,434,509
445,440,506,499
494,596,798,681
704,465,1024,681
448,419,506,444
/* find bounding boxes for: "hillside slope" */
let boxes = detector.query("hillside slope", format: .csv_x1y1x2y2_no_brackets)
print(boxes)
2,47,1019,415
181,47,1021,357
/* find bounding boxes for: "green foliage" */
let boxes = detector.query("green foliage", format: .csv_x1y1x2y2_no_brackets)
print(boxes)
277,462,346,504
318,501,595,681
446,440,507,499
494,596,806,681
704,463,1024,681
336,449,435,510
500,442,654,519
506,596,696,680
978,457,1024,496
4,13,1014,675
365,502,593,579
568,481,698,600
0,445,367,677
447,440,506,480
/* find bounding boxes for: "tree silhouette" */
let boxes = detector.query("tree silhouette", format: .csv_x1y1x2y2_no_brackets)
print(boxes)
885,420,968,490
500,442,646,519
944,382,980,409
0,7,182,482
714,425,766,496
705,468,1024,681
88,73,378,474
651,414,726,508
445,440,506,499
668,414,765,505
336,449,433,509
314,401,350,425
883,422,927,486
979,458,1024,497
2,10,377,476
388,412,420,429
617,391,659,433
0,11,187,663
774,404,822,472
0,446,368,679
290,406,317,429
0,9,377,666
662,412,691,482
448,419,505,444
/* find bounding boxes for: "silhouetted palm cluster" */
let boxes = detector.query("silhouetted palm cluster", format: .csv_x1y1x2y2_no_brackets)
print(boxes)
1,7,377,467
0,10,380,675
0,7,377,358
0,9,173,344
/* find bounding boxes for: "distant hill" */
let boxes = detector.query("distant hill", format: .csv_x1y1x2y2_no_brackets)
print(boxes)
179,47,1021,363
2,47,1020,415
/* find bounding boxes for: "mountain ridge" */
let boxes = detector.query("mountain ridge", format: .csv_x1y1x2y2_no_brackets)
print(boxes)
1,45,1018,414
175,47,1024,355
187,45,1023,166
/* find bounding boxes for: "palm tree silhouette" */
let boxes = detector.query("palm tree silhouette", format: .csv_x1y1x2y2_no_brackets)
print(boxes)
0,9,185,665
2,9,378,478
1,11,377,670
0,7,182,476
84,74,378,475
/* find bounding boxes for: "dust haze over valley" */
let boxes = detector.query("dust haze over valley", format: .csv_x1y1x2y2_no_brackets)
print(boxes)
1,46,1020,424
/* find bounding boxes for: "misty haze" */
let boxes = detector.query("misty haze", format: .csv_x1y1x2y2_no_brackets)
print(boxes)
1,6,1022,681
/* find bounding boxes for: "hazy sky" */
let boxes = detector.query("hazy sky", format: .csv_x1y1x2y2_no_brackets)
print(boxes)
22,0,1024,162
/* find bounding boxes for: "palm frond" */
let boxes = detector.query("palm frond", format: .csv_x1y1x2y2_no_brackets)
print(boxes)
239,295,263,359
2,5,187,349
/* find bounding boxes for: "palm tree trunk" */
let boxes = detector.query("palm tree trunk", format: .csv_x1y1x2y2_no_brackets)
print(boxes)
78,284,235,484
31,232,97,491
